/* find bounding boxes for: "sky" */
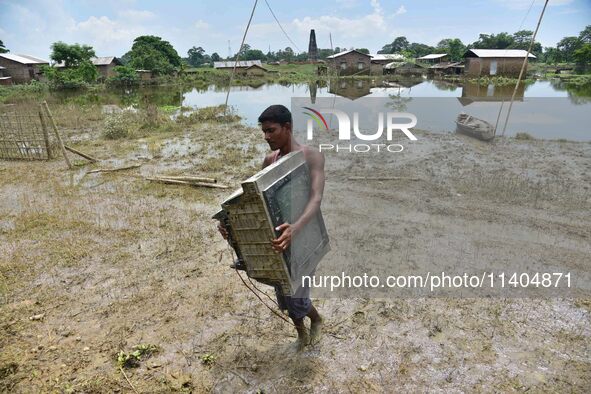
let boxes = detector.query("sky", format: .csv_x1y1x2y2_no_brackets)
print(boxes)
0,0,589,61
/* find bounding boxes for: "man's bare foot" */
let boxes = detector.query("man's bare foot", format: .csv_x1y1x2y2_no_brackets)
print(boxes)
310,315,323,345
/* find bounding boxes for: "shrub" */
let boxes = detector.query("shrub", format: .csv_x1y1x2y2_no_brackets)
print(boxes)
176,105,241,124
103,112,137,139
515,132,534,140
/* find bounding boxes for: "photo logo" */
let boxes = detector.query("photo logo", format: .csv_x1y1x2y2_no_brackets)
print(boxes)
302,107,418,153
303,107,418,141
302,107,329,131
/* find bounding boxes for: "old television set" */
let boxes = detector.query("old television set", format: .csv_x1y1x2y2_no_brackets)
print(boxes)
213,150,330,296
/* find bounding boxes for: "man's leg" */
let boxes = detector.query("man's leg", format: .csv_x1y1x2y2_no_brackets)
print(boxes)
307,304,323,344
291,317,310,351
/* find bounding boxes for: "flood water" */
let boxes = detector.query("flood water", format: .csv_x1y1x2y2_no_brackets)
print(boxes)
51,78,591,141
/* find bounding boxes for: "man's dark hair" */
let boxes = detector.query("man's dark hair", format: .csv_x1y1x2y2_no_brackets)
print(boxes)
258,105,292,125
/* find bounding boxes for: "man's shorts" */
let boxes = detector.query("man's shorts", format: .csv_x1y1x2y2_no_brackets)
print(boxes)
274,285,312,319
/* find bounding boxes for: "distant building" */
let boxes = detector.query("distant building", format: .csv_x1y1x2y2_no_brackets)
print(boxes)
326,50,371,76
0,66,11,85
135,70,153,81
90,57,122,80
213,60,263,74
245,64,269,77
0,53,49,83
384,61,426,76
428,62,464,75
308,29,318,62
463,49,536,77
55,56,122,81
416,54,450,64
369,53,405,75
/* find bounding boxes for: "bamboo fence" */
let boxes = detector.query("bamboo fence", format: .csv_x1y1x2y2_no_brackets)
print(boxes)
0,104,57,161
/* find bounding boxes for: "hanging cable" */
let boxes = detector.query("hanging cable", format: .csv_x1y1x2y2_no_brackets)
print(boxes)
500,0,549,136
263,0,302,52
517,0,538,31
224,0,258,109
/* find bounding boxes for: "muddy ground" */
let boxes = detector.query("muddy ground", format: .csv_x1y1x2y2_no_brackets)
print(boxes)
0,110,590,393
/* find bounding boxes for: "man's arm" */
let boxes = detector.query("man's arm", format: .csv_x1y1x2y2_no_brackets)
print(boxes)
272,149,325,252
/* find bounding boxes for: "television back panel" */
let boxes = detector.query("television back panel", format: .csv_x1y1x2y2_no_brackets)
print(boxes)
219,150,330,295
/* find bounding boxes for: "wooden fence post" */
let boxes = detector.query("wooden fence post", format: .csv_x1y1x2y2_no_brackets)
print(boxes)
38,106,52,159
42,101,72,169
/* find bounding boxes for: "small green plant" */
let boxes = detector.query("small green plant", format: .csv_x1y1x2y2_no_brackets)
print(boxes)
176,105,241,124
116,344,159,369
159,105,180,114
200,353,215,366
515,132,535,140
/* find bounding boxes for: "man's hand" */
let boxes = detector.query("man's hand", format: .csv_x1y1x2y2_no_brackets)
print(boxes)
271,223,296,253
217,220,228,240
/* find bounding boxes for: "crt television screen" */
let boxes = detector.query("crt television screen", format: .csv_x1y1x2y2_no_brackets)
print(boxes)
262,162,329,280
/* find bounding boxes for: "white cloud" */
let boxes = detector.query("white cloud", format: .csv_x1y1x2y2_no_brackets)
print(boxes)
194,19,210,30
117,9,156,21
291,0,387,41
394,5,407,16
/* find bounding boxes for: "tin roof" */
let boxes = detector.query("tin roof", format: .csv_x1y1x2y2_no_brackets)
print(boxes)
214,60,262,68
326,50,372,59
465,49,536,59
55,56,120,67
417,53,448,60
0,53,48,64
370,53,405,61
92,56,120,65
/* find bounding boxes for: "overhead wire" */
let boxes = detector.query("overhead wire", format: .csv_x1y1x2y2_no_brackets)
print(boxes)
263,0,302,52
224,0,259,109
500,0,549,136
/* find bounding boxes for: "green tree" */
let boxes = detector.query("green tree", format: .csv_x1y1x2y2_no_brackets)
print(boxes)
129,35,181,75
472,32,514,49
573,44,591,72
50,42,95,67
378,36,409,54
510,30,542,56
557,36,583,62
107,65,138,85
0,39,8,53
211,52,221,62
242,48,266,60
543,47,561,64
579,25,591,44
436,38,466,61
356,48,370,54
407,42,435,58
187,46,206,66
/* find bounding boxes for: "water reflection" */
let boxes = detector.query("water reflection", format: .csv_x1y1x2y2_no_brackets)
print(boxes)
43,77,591,138
459,81,525,106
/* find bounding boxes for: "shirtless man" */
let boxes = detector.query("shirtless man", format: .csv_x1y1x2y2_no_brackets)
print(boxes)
219,105,325,350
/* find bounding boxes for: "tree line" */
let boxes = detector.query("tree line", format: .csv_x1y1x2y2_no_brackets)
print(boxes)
1,25,589,87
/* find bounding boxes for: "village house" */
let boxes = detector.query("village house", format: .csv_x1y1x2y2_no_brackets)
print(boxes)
326,50,371,76
55,56,122,81
0,66,11,85
213,60,265,75
0,53,49,83
463,49,536,77
384,61,426,76
416,53,450,65
245,64,269,77
369,53,404,75
91,57,121,80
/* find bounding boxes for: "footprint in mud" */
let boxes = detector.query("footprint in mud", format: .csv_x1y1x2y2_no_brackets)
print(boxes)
352,310,366,325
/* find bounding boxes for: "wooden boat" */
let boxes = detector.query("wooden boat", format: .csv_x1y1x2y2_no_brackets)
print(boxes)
455,113,495,141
